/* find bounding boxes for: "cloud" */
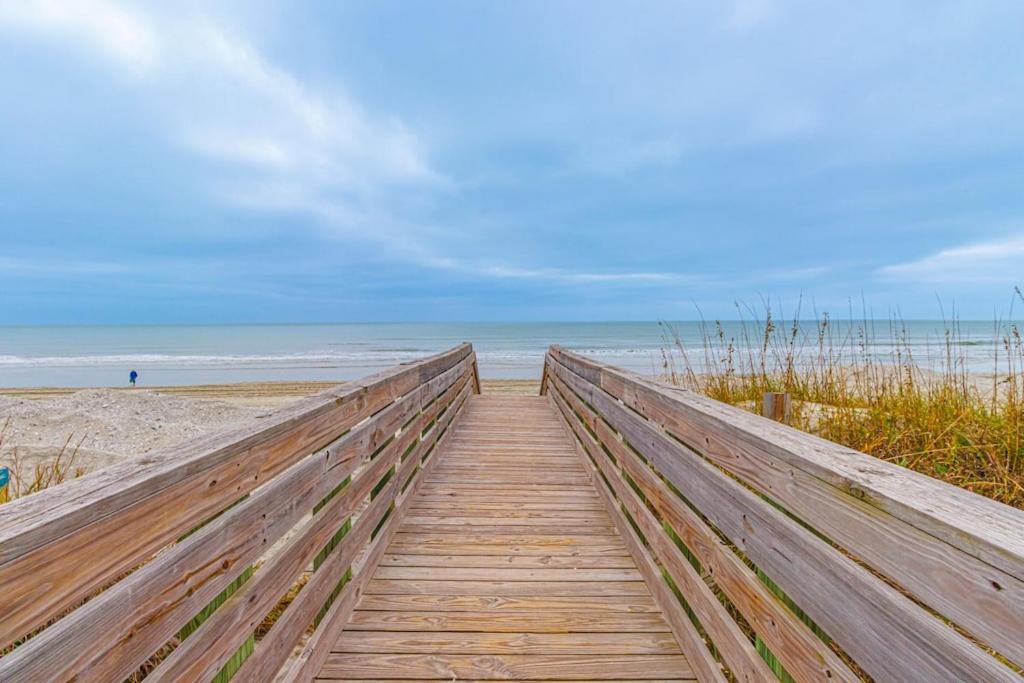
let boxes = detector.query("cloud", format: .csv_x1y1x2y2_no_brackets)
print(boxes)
186,132,293,168
0,254,135,276
0,1,473,280
729,0,775,31
476,265,688,284
1,2,439,231
184,23,438,186
398,260,695,286
571,138,686,176
10,0,1021,319
305,211,697,286
878,233,1024,284
0,0,158,75
162,20,454,279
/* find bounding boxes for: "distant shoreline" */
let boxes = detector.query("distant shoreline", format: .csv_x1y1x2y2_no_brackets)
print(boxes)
2,319,1009,389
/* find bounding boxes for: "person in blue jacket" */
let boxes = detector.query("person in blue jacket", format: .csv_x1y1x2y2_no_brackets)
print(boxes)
129,370,138,386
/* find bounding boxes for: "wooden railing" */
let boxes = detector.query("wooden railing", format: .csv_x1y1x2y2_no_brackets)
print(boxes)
543,346,1024,683
0,344,479,682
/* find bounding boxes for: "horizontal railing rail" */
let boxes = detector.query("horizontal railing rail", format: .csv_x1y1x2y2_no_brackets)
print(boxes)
543,345,1024,682
0,344,479,682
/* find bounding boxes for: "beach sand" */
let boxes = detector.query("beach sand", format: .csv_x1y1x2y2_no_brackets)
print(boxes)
0,379,541,482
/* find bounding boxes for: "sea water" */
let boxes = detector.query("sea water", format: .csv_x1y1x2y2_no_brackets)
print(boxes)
0,321,1010,388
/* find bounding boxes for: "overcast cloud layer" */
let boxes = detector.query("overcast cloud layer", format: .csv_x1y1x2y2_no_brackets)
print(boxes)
2,1,1023,323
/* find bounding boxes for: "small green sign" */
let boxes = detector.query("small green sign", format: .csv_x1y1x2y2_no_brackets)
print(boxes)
0,466,9,488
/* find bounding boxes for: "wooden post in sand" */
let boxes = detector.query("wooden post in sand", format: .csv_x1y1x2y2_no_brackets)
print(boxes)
762,391,791,424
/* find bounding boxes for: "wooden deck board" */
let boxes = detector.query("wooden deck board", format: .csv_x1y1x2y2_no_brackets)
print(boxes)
317,654,694,680
315,395,693,682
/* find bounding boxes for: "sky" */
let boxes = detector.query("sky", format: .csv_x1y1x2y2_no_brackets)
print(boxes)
1,0,1023,324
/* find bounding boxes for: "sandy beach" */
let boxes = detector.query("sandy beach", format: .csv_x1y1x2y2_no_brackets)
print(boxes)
0,379,541,480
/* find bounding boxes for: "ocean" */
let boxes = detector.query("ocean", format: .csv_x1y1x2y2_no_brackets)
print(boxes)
0,321,1011,388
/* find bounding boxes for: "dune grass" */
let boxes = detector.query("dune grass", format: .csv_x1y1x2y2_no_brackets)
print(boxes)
659,291,1024,509
0,419,87,504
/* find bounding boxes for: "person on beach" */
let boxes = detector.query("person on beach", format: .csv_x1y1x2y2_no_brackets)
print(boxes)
129,370,138,386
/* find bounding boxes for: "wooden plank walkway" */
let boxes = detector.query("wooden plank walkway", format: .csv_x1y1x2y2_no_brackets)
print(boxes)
315,394,694,681
4,345,1019,681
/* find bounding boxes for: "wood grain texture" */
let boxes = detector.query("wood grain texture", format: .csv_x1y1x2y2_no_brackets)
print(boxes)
373,567,642,582
12,343,1011,682
548,349,1020,681
149,370,474,682
547,391,727,683
277,375,474,683
313,395,694,683
550,385,776,683
549,369,857,683
346,610,672,632
378,554,637,568
550,346,1024,668
316,653,694,680
366,580,651,597
332,631,681,654
0,344,472,651
356,594,661,613
0,347,476,683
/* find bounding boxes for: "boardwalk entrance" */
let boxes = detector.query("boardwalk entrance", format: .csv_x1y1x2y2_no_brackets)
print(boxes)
316,395,694,680
3,344,1021,682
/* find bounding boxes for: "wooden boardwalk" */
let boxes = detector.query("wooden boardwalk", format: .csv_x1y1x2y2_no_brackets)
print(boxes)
315,395,694,681
5,344,1020,682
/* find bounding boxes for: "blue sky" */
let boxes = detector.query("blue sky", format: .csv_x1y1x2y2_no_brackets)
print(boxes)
1,1,1023,323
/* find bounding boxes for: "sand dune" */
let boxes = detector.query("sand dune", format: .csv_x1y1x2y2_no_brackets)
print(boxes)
0,379,540,481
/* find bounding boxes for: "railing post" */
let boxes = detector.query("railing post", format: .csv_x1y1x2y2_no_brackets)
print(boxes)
471,357,482,394
761,392,791,424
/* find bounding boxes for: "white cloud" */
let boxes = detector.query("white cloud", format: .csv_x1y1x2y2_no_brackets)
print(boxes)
878,233,1024,283
0,2,436,190
0,0,158,75
0,254,135,276
1,1,453,269
730,0,775,31
178,22,439,187
468,264,692,284
186,132,293,168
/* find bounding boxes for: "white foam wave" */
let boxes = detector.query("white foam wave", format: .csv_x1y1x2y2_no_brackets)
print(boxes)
0,351,427,368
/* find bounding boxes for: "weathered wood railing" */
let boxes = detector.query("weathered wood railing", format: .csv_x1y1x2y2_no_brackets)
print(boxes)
542,346,1024,682
0,344,479,682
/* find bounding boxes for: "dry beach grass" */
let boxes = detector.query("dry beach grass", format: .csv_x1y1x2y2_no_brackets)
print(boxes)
659,292,1024,508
